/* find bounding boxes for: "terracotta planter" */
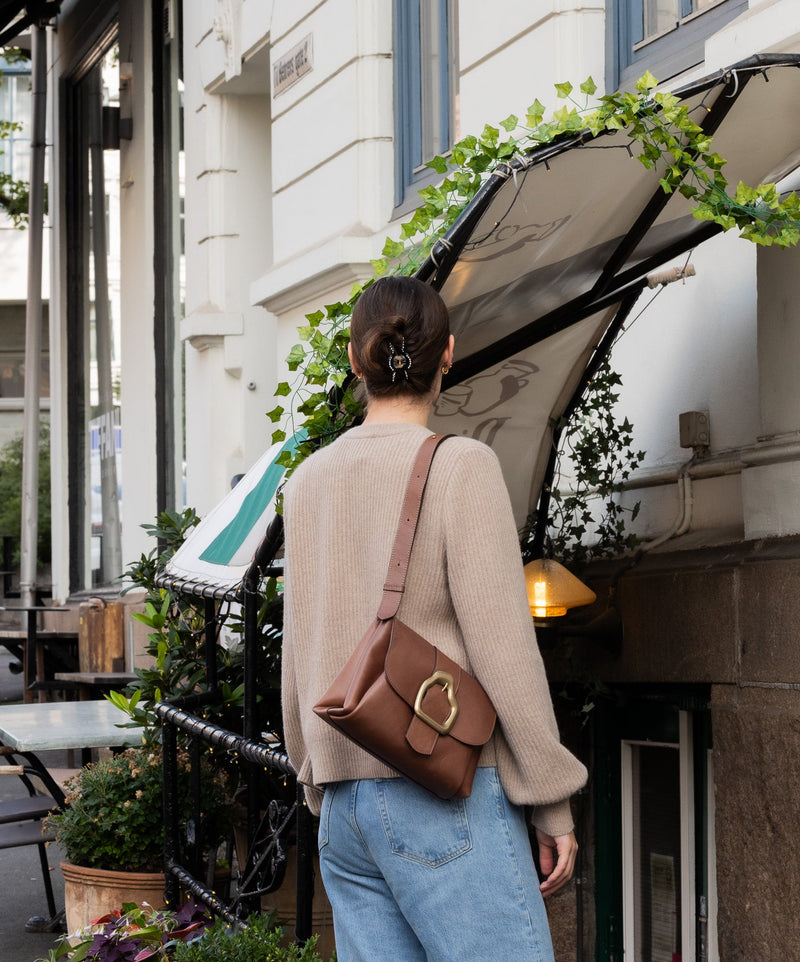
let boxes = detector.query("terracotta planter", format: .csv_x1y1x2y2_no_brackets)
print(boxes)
61,861,166,934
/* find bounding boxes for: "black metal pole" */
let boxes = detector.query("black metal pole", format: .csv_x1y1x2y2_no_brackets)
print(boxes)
204,597,217,691
162,719,181,909
243,580,262,916
189,736,202,877
294,784,313,945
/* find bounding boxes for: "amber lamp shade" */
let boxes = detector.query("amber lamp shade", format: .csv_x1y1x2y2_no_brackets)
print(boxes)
523,558,597,619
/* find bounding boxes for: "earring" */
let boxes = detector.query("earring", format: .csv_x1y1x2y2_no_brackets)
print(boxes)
441,365,450,375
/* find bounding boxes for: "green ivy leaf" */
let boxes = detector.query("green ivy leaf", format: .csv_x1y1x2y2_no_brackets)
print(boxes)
579,76,597,96
425,154,449,174
265,405,283,423
525,99,546,126
286,344,306,371
554,81,573,99
382,237,405,258
635,70,658,92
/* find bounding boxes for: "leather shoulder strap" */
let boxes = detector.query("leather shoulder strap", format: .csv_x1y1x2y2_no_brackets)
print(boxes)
377,434,451,621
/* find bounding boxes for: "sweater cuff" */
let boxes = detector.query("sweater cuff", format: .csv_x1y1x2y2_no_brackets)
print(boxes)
529,798,575,838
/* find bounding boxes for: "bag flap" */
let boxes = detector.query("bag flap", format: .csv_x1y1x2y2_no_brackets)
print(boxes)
384,619,496,747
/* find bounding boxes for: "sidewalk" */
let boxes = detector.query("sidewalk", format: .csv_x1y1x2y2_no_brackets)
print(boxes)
0,649,67,962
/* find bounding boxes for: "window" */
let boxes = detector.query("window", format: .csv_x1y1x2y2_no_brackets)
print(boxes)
609,0,748,91
595,690,718,961
0,305,49,404
0,63,31,179
65,41,125,589
393,0,455,210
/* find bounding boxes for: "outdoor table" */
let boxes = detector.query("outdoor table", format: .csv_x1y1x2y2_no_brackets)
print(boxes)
54,670,138,700
0,700,144,806
0,605,77,702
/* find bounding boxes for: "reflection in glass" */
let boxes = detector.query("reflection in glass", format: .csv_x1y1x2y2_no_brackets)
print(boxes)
631,744,682,962
68,44,123,589
88,63,122,584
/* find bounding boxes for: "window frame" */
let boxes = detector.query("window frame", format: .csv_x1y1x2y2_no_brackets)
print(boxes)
620,714,697,962
594,689,718,962
0,62,32,180
607,0,748,91
392,0,455,213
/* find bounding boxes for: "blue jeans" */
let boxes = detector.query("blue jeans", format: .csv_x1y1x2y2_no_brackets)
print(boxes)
317,768,555,962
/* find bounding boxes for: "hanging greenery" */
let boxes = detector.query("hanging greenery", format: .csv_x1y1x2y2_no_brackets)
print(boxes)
542,356,646,564
268,71,800,502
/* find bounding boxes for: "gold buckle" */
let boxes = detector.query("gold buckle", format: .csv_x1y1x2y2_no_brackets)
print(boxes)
414,670,459,735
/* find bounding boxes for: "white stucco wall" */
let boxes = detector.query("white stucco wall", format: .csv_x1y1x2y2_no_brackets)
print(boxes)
182,5,274,514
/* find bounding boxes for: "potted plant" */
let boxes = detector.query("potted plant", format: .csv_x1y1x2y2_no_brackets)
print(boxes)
44,745,231,934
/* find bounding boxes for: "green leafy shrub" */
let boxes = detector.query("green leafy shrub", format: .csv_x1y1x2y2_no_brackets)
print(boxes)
44,745,231,872
173,911,329,962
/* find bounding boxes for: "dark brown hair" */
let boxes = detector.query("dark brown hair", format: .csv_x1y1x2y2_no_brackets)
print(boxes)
349,276,450,399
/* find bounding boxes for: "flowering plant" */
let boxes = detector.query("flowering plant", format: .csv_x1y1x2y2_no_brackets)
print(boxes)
39,905,330,962
44,745,231,873
39,900,212,962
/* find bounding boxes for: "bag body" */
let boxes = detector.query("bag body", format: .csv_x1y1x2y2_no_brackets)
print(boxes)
312,434,497,800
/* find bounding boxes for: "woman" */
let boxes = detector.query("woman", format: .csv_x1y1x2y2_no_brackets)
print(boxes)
282,275,587,961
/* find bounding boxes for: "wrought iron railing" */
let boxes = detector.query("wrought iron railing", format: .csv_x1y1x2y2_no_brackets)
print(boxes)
154,515,316,941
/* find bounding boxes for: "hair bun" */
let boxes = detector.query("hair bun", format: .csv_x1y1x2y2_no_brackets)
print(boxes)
385,314,407,336
348,275,450,399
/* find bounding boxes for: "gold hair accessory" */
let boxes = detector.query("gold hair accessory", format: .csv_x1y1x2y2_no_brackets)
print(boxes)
388,337,412,382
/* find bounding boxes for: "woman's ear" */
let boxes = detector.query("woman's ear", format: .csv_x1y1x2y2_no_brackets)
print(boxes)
443,334,455,370
347,341,361,377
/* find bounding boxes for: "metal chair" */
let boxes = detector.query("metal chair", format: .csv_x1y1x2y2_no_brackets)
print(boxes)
0,747,64,932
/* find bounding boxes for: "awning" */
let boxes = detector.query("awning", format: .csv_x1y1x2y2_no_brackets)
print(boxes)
424,53,800,535
164,54,800,597
162,434,306,596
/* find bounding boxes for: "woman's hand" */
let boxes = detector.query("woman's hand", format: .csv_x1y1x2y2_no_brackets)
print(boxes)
535,828,578,897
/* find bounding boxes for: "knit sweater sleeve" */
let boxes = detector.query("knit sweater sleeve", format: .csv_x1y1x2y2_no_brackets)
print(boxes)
280,485,324,815
442,443,587,837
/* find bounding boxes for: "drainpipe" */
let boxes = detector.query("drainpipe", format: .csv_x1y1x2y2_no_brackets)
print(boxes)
19,23,48,614
639,461,695,552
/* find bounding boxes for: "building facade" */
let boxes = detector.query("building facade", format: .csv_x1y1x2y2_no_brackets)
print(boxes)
17,0,800,958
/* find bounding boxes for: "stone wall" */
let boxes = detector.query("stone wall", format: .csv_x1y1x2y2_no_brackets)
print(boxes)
544,535,800,960
712,684,800,961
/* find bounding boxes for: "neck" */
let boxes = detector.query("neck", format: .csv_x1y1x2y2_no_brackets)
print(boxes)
362,396,432,427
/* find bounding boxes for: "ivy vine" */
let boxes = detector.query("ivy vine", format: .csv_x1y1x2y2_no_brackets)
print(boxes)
541,356,645,564
269,71,800,502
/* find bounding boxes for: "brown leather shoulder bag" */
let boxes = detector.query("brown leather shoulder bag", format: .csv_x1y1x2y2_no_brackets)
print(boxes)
313,433,497,799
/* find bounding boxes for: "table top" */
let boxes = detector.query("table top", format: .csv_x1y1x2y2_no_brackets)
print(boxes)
0,700,144,752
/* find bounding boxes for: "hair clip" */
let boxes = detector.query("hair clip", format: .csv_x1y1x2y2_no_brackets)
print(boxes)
387,337,412,382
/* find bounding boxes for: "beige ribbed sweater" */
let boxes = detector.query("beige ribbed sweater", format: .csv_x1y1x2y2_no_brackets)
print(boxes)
281,421,587,837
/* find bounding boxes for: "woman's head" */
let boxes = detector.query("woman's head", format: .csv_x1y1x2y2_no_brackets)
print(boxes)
349,276,451,399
